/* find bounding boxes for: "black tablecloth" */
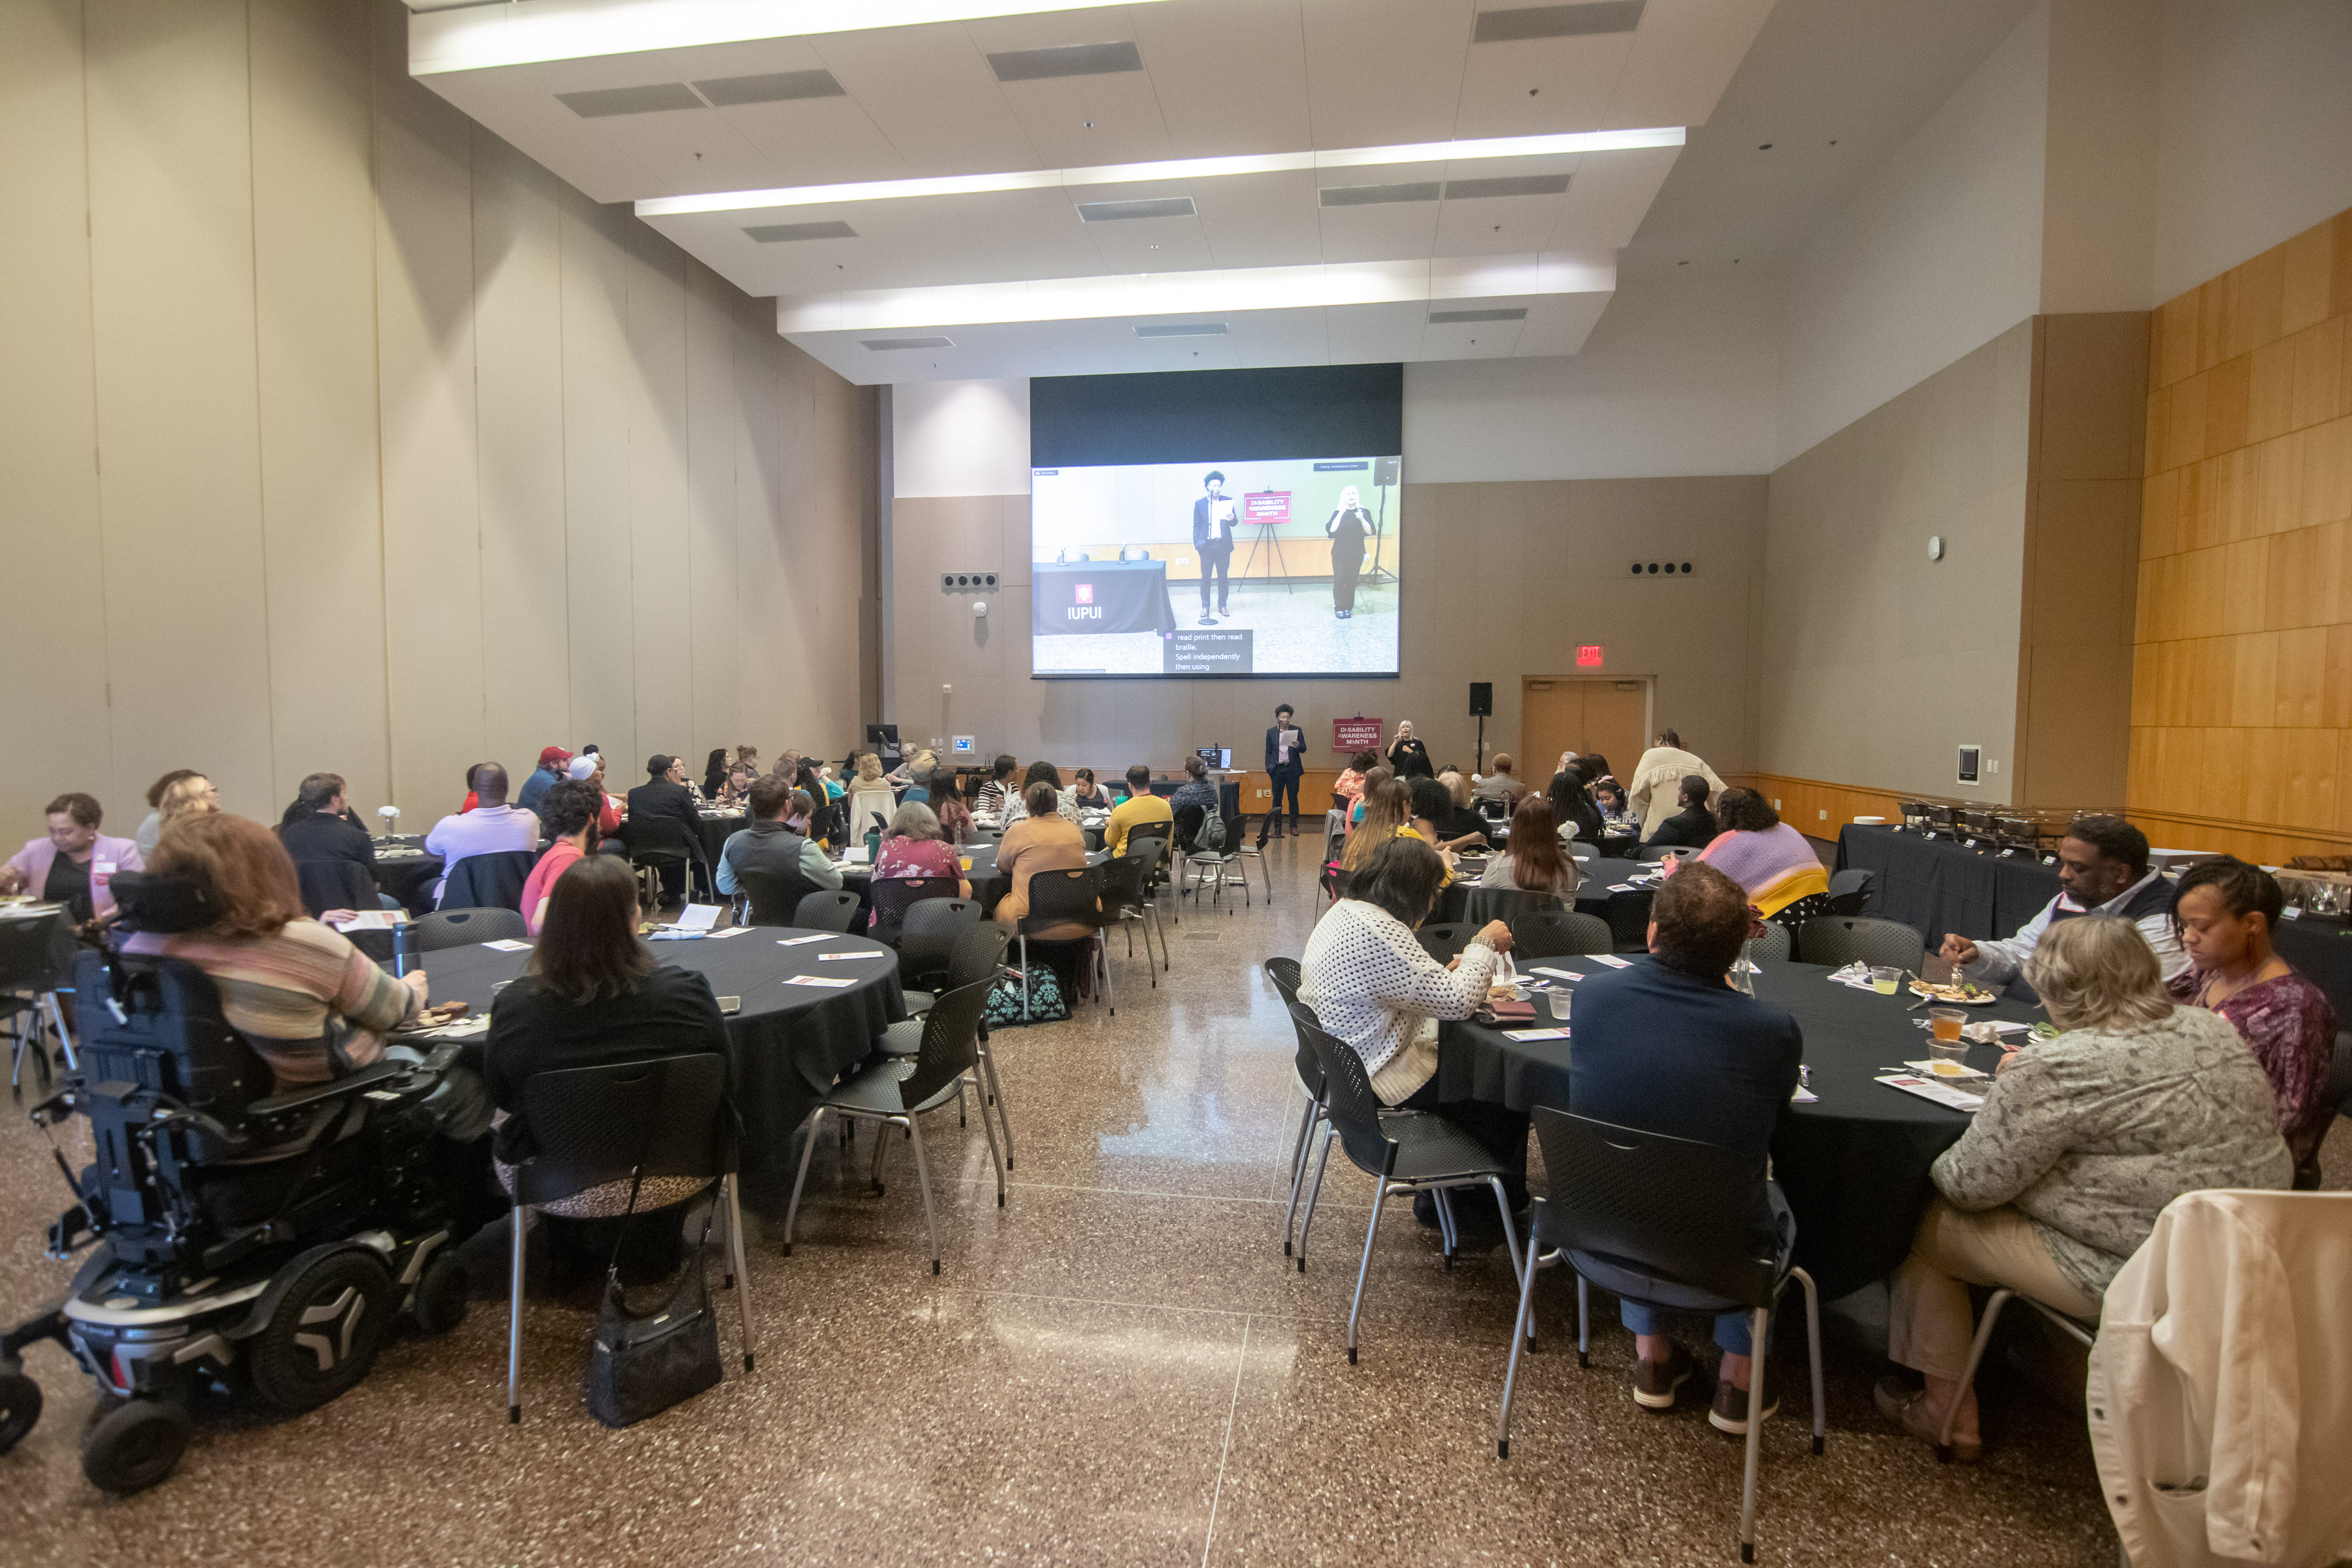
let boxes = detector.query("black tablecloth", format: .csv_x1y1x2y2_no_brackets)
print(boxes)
419,928,905,1175
1838,824,2352,1022
696,811,746,867
1033,559,1175,636
1440,954,2040,1299
369,838,444,916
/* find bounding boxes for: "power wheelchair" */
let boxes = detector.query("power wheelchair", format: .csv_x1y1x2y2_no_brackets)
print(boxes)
0,877,482,1494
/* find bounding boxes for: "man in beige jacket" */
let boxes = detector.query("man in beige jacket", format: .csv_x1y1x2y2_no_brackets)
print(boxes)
1626,730,1727,842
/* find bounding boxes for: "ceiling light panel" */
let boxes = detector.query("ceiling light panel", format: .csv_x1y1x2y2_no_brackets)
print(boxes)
692,68,844,105
985,39,1142,81
1075,196,1196,221
410,0,1172,75
1134,322,1227,337
1471,1,1647,44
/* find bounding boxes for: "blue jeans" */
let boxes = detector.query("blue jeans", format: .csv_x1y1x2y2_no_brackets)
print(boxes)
1622,1299,1754,1355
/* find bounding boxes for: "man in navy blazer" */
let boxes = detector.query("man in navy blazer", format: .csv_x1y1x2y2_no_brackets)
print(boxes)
1190,470,1237,625
1260,702,1304,845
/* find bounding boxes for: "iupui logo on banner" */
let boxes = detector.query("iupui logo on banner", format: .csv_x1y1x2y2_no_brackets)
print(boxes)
1067,581,1101,621
1075,584,1094,604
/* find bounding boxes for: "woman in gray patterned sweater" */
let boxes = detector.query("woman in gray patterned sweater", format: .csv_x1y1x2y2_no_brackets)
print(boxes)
1874,915,2289,1460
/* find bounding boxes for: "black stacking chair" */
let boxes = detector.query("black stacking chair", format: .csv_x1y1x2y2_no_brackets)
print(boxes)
292,859,379,919
881,923,1016,1167
1289,1006,1524,1362
896,897,985,1002
1751,922,1792,963
1461,887,1558,928
439,849,537,913
1017,865,1113,1017
414,906,528,951
1098,851,1167,984
792,889,862,933
503,1053,751,1424
1604,891,1656,953
868,875,960,946
1825,868,1873,917
1173,804,1251,912
1264,960,1328,1260
1413,921,1481,964
1495,1107,1823,1563
1,911,78,1093
1512,909,1612,959
1635,842,1682,863
1795,915,1922,970
736,868,818,927
614,817,709,909
781,979,1002,1275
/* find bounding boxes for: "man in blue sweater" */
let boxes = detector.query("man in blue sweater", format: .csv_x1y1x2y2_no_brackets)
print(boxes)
1567,860,1803,1433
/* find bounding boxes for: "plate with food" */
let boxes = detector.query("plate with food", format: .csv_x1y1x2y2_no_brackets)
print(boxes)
1908,979,1999,1005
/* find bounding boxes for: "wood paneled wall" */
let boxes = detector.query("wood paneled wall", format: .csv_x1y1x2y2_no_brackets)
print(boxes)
2131,206,2352,860
1729,774,1909,839
0,0,877,835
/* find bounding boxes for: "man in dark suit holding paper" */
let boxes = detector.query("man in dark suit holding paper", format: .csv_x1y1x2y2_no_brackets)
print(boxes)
1192,470,1237,625
1260,702,1304,845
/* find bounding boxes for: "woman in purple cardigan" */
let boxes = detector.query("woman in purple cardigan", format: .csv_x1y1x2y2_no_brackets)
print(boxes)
0,792,143,924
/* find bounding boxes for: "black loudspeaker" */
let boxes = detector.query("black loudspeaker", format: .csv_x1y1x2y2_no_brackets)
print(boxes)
1468,682,1492,717
1374,455,1401,486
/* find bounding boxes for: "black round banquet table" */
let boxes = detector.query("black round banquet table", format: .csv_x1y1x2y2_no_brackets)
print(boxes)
368,836,444,915
418,926,905,1176
1437,954,2040,1300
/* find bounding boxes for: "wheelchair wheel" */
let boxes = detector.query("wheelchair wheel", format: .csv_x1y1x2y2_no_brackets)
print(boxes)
80,1398,189,1494
0,1361,41,1453
248,1249,393,1413
409,1250,468,1336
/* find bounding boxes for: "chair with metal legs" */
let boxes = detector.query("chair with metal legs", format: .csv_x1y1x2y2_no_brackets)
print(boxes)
0,912,78,1096
1017,866,1113,1018
1098,851,1169,985
880,924,1015,1167
1290,1005,1525,1364
1260,959,1323,1258
1936,1289,2096,1462
1495,1107,1823,1564
781,979,1001,1275
502,1053,753,1425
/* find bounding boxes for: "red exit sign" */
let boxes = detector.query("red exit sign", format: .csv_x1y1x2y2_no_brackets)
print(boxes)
1576,645,1603,667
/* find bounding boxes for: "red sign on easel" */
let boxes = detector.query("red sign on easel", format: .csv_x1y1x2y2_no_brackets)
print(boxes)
1243,491,1291,523
1333,717,1383,752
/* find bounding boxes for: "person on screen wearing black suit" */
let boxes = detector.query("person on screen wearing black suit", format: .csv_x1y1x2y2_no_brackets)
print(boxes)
1324,484,1373,619
1191,470,1238,625
1259,703,1305,845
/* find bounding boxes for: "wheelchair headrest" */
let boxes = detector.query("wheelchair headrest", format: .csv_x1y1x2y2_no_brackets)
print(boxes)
109,868,225,934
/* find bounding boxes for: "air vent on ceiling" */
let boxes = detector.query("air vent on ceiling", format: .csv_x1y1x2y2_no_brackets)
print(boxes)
1429,308,1529,324
745,220,857,243
1318,182,1442,208
1135,323,1227,338
1473,0,1646,44
1076,196,1196,222
862,336,955,351
1443,173,1571,200
693,69,844,106
987,41,1143,82
556,82,703,118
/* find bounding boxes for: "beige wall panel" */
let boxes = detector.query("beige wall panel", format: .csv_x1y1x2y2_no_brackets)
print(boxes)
557,191,638,766
86,0,276,820
471,131,574,764
249,0,389,813
685,265,743,758
372,5,483,816
622,221,696,763
0,0,112,829
730,327,794,749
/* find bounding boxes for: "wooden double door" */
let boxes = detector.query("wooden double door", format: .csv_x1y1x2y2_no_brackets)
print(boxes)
1519,678,1648,784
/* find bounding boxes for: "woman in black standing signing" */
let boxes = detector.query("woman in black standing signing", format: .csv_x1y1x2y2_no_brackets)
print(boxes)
1386,719,1432,779
1324,483,1373,619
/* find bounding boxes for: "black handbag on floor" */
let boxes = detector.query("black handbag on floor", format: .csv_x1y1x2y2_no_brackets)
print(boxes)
584,1167,723,1429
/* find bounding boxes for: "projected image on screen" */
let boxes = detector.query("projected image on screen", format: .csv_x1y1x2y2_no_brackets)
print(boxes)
1027,364,1406,679
1031,457,1401,676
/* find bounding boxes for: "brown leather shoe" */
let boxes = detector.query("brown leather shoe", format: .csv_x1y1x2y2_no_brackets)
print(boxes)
1874,1374,1982,1462
1631,1344,1696,1411
1707,1374,1780,1434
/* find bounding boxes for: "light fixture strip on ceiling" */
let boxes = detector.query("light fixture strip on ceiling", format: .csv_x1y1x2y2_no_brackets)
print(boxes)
411,0,1172,75
636,127,1684,218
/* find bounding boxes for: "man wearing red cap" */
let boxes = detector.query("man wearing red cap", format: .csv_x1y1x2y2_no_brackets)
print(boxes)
516,745,572,817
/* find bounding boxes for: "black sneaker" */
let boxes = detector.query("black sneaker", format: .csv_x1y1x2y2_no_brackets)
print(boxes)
1708,1375,1780,1434
1631,1343,1697,1411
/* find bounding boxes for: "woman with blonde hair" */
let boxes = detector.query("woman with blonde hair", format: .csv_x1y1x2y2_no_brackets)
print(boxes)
156,772,220,834
843,752,897,841
1339,777,1423,873
1874,916,2289,1460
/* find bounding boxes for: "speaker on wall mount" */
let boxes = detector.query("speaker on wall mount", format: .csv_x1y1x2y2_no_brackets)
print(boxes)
1373,456,1401,486
1468,682,1493,717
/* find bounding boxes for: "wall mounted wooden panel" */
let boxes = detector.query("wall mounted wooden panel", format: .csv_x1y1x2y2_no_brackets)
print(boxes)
0,0,877,832
2131,206,2352,859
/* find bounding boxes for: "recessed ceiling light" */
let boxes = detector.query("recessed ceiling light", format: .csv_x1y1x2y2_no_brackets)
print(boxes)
745,221,858,243
638,127,1684,217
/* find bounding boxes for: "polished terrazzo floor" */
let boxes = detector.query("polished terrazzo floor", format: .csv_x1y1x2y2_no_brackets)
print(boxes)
9,838,2328,1567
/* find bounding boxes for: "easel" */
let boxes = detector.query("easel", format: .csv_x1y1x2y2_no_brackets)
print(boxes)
1239,511,1294,594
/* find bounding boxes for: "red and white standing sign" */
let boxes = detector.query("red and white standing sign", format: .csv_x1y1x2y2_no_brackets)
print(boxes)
1332,717,1383,753
1243,491,1291,523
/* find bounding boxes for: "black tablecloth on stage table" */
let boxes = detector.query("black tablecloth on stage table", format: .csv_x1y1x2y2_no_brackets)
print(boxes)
1838,823,2352,1023
419,928,904,1175
1440,953,2040,1300
1033,559,1176,637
